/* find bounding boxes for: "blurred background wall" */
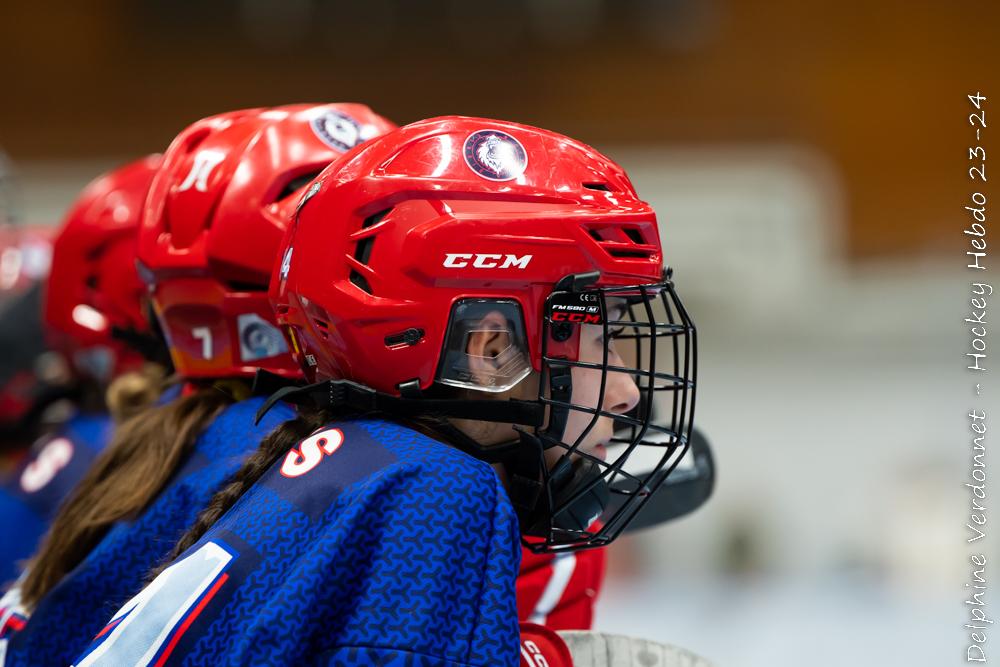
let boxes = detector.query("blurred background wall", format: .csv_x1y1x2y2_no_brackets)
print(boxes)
2,2,996,665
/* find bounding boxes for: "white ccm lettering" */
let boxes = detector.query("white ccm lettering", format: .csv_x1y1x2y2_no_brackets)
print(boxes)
443,253,532,269
279,428,345,478
520,640,550,667
177,150,226,193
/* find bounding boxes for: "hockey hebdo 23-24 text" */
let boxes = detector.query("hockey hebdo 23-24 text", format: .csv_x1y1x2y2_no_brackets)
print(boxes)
964,90,991,664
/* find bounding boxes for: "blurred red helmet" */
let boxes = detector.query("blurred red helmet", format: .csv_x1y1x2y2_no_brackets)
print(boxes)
0,226,56,432
0,224,53,298
140,104,397,380
43,156,161,382
271,116,697,552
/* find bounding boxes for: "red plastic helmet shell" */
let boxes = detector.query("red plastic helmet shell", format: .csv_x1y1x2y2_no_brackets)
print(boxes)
43,156,160,380
271,116,664,394
140,104,397,380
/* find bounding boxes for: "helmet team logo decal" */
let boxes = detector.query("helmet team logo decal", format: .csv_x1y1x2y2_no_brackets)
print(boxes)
280,428,345,478
177,150,226,193
310,110,376,152
463,130,528,181
237,313,288,362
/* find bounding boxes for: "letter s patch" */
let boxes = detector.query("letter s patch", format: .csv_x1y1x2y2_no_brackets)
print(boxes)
280,428,345,478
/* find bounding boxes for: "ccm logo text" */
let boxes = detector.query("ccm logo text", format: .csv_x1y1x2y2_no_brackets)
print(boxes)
443,253,532,269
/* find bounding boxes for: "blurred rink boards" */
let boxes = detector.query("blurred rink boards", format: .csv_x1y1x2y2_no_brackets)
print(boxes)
14,146,992,666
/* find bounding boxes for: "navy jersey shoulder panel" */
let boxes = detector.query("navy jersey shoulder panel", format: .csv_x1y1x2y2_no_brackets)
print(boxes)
0,413,113,583
171,397,295,481
3,398,295,667
73,419,520,667
60,412,115,456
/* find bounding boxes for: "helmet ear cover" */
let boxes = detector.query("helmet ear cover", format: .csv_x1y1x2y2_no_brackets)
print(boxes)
436,299,532,394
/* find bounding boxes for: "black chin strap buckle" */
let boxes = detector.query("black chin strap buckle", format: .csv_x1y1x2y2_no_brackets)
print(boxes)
253,376,379,425
327,380,377,412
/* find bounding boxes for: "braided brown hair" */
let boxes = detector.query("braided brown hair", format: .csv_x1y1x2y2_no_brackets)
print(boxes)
149,375,537,582
149,409,331,579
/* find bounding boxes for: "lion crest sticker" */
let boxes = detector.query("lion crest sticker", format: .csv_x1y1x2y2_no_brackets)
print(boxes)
463,130,528,181
310,110,378,153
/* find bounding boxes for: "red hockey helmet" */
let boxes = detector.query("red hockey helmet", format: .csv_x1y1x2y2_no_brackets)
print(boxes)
43,156,161,382
140,104,397,380
271,116,697,552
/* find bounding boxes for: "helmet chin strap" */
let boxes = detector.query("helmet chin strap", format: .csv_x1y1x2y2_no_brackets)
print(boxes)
252,368,611,542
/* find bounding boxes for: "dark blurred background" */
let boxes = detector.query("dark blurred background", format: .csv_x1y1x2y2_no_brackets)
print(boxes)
2,1,996,256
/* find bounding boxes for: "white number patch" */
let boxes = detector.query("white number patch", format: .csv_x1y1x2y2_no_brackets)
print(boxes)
191,326,213,360
20,437,74,493
73,541,235,667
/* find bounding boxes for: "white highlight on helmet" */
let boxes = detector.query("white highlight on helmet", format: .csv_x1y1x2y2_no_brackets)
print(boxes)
430,135,453,178
72,304,109,332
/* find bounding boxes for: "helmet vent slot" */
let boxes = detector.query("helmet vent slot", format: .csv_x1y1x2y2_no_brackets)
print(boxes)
350,270,373,294
585,223,655,260
606,249,653,259
583,182,611,191
313,318,330,339
354,237,375,265
274,170,323,203
623,227,645,244
362,208,392,229
225,279,268,293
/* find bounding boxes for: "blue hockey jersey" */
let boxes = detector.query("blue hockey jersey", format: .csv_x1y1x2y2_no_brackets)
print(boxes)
0,412,113,586
0,396,295,667
72,418,521,667
0,385,184,587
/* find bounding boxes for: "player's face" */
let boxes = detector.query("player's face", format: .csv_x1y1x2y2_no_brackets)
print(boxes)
555,299,640,462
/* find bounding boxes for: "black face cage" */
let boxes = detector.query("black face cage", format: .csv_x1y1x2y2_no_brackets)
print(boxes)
527,271,697,553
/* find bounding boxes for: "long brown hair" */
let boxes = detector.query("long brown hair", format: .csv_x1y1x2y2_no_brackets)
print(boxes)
153,381,530,580
20,386,237,610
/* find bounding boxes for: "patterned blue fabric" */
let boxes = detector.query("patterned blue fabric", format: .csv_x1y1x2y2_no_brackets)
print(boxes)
1,395,294,667
0,385,183,587
0,412,112,586
74,419,521,667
